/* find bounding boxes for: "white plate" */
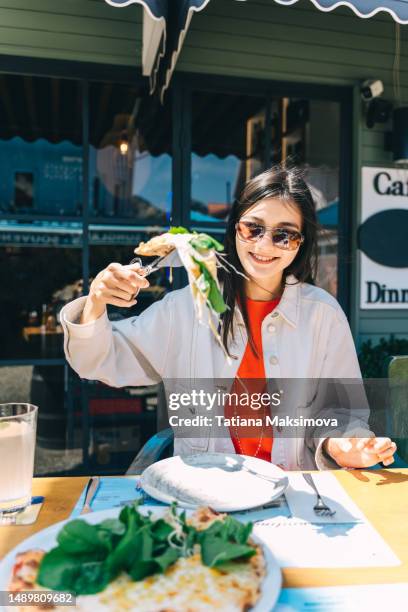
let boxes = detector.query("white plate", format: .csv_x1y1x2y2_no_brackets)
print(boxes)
141,453,289,512
0,506,281,612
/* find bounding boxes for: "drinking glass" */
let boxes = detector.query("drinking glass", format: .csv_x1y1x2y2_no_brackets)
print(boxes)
0,403,38,514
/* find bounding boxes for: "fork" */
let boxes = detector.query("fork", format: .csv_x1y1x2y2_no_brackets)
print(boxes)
129,250,181,277
302,473,336,517
129,255,167,277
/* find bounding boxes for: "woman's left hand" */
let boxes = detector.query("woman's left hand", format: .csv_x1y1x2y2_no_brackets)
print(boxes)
324,436,397,468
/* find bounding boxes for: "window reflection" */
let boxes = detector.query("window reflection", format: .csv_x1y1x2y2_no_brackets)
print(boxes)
191,93,340,296
88,239,170,474
89,236,171,319
85,379,159,474
191,92,266,223
0,75,83,216
0,246,82,359
0,364,83,476
290,100,340,297
89,83,172,223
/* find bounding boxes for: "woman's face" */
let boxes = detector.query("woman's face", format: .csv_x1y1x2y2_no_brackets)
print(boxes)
235,197,303,283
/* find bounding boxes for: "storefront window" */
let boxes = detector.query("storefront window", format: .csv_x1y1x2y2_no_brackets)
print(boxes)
0,364,83,476
0,70,176,475
0,75,83,217
89,240,170,319
89,83,172,223
284,99,340,297
84,379,159,474
0,73,346,475
191,91,267,223
0,245,82,360
191,92,340,296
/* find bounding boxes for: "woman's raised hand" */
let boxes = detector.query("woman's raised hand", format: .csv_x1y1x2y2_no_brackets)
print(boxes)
80,262,149,324
324,436,397,468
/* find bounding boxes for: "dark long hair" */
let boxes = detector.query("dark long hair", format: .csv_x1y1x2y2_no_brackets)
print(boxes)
219,164,319,357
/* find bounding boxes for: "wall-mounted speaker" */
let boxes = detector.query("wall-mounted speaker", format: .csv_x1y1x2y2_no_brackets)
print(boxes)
392,107,408,162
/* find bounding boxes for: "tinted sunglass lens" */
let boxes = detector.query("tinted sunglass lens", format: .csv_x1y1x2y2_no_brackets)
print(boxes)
272,230,302,250
288,232,303,249
272,229,290,249
238,222,263,241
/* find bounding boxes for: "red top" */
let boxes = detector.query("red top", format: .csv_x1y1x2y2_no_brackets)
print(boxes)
225,296,280,462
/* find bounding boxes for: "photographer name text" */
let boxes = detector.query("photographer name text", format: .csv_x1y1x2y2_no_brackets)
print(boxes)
168,415,338,427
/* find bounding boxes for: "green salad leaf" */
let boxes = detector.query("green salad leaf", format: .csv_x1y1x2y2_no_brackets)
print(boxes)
37,547,110,595
37,503,255,596
200,536,256,568
98,518,126,536
167,228,226,319
190,234,224,252
168,226,224,252
198,516,256,568
57,520,111,555
192,257,227,314
168,226,189,234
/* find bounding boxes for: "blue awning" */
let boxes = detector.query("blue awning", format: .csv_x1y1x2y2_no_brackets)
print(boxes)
105,1,210,99
105,1,168,95
105,0,408,99
317,200,339,228
105,1,166,19
275,1,408,24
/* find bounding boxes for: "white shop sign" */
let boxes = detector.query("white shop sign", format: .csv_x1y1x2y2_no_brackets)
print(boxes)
360,167,408,310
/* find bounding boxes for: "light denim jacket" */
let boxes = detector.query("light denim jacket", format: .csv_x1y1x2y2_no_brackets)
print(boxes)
61,275,370,470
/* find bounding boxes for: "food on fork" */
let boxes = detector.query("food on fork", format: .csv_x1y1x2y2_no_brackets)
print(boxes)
8,505,266,612
135,227,232,351
135,234,175,258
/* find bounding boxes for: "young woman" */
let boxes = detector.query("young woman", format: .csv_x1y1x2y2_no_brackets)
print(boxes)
61,165,396,470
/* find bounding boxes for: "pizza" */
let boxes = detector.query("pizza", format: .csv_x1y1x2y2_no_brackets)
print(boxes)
134,234,175,258
7,507,266,612
135,228,229,352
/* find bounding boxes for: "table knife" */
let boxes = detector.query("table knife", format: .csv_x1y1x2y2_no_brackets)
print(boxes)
80,476,100,515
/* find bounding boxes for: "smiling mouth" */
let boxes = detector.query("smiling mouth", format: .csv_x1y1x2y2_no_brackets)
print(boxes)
249,252,279,264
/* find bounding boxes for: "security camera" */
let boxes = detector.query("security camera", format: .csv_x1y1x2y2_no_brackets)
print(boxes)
361,79,384,101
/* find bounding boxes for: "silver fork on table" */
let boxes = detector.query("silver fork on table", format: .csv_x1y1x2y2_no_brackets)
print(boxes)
302,473,336,517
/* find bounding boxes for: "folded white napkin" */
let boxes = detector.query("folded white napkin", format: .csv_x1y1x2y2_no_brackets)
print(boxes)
284,472,366,524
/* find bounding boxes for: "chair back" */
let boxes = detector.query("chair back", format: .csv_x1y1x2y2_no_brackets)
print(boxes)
388,355,408,464
126,382,173,474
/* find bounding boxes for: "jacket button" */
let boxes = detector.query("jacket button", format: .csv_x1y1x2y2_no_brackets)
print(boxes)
269,355,278,365
267,324,276,333
271,312,279,318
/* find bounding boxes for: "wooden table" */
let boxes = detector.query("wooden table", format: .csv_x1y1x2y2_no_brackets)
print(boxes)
1,469,408,589
22,326,63,340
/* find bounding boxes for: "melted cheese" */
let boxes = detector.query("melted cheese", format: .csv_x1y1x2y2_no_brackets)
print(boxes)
10,510,265,612
75,551,263,612
11,549,263,612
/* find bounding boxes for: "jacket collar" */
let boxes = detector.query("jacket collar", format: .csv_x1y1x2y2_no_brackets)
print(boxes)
234,274,300,329
275,275,300,328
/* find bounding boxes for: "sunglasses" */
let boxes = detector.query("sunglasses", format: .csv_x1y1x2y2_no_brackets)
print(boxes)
236,220,304,251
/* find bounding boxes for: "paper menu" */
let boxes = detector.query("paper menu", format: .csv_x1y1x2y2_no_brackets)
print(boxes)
70,476,163,518
70,476,400,569
284,472,366,524
251,516,400,568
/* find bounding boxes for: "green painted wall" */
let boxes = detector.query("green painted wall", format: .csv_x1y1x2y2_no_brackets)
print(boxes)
178,0,408,344
0,0,142,65
0,0,405,344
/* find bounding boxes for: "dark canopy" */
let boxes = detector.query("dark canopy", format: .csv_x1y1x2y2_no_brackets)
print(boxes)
105,1,210,99
275,0,408,23
106,0,408,99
